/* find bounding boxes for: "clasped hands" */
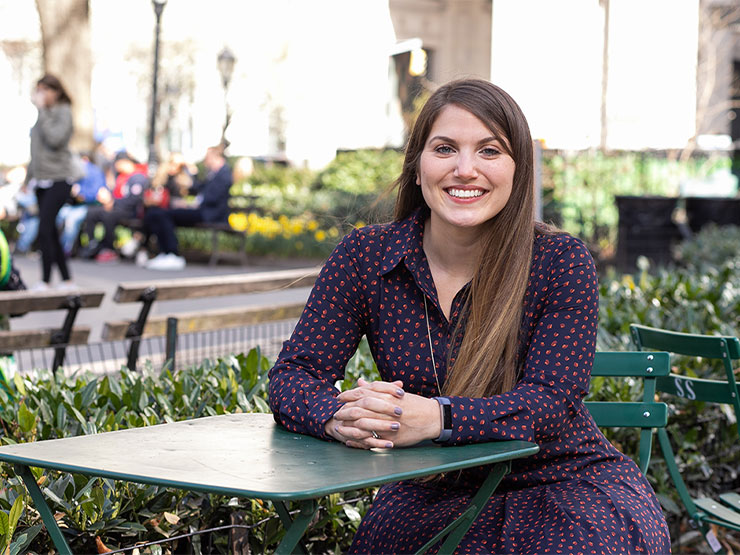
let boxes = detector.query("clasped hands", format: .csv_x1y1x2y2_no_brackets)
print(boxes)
325,378,441,450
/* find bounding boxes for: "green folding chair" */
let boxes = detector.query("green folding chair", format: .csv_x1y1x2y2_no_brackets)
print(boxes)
585,351,670,474
631,324,740,554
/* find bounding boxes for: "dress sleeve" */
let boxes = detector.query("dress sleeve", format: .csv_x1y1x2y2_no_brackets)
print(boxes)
442,237,599,446
268,229,369,439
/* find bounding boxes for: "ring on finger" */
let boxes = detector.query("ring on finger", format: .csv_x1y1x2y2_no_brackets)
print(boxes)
371,430,380,439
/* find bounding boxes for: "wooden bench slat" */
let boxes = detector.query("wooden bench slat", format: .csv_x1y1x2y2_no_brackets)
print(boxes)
0,291,105,313
102,302,306,341
113,268,320,303
0,328,91,350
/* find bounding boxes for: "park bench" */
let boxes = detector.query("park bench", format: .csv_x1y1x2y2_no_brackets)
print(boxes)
0,289,105,374
631,324,740,555
118,195,260,267
101,267,320,371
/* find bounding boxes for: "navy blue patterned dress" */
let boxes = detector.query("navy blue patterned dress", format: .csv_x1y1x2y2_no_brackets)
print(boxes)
269,209,671,554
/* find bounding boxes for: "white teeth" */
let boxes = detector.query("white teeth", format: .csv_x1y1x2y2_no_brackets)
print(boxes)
447,188,484,198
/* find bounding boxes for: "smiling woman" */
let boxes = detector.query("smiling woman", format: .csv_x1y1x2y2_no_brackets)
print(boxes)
268,79,671,554
417,105,515,238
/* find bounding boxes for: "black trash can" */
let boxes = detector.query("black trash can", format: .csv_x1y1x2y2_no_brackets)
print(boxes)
615,195,681,270
684,197,740,233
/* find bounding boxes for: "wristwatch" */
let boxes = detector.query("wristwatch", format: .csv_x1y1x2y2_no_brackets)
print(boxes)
432,396,452,442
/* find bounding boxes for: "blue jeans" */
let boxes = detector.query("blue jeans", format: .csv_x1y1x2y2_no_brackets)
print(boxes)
15,214,39,253
57,204,89,254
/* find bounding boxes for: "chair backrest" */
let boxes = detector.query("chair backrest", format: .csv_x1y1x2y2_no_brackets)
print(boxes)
630,324,740,549
585,351,670,473
630,324,740,427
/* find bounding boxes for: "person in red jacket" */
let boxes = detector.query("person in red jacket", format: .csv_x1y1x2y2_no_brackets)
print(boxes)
81,152,149,263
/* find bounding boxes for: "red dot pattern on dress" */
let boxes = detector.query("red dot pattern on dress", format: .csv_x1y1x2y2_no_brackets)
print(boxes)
268,208,671,554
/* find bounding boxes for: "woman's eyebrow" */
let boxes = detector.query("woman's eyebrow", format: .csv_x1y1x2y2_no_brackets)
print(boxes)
427,135,500,145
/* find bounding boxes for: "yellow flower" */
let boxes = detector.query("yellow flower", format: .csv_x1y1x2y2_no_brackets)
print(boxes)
328,228,339,238
228,212,248,232
307,220,319,231
314,230,327,242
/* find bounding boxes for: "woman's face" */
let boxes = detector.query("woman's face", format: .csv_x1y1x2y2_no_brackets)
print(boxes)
36,84,59,107
417,104,515,236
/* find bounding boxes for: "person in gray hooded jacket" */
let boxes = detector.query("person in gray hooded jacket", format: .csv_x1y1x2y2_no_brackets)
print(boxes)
25,74,83,290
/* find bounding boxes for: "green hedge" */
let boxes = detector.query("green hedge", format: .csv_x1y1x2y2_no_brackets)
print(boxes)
0,350,376,554
2,226,739,553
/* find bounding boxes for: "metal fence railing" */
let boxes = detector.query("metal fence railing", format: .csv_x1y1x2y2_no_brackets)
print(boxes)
10,319,298,377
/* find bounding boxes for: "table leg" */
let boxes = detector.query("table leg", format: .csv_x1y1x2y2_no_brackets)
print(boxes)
414,460,511,555
274,499,318,555
14,464,73,555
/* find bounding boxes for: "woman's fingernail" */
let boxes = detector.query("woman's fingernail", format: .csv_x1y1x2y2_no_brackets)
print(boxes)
391,423,400,430
396,388,405,396
394,407,403,416
334,426,339,433
385,442,393,448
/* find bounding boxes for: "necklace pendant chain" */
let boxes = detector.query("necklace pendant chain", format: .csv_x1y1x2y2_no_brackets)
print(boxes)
424,296,442,395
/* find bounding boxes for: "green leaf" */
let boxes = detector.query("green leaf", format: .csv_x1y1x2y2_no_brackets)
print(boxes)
0,510,9,539
80,380,98,409
342,505,361,523
7,496,23,538
8,524,41,555
69,406,87,427
17,403,36,435
12,374,25,397
115,521,148,532
55,403,68,431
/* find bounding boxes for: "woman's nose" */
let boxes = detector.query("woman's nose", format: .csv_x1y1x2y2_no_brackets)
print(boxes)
454,152,478,179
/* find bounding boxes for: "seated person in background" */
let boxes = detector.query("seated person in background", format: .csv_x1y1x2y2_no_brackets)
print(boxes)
81,152,148,263
6,167,40,255
143,146,232,271
57,153,107,256
165,152,196,207
120,152,195,260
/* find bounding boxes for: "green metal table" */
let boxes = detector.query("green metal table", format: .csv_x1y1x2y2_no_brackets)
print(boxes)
0,413,539,554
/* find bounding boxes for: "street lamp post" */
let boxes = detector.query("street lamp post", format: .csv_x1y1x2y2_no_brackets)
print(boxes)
148,0,167,177
217,46,236,151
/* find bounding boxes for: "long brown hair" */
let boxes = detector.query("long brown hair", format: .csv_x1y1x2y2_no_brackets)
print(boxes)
394,78,543,398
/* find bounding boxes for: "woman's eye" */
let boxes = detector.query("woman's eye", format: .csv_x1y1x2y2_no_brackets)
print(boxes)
480,147,500,157
435,145,454,154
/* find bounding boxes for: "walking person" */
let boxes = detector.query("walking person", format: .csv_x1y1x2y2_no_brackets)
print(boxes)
25,74,83,290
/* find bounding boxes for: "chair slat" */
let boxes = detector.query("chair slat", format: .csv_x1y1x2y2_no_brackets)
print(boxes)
720,493,740,513
585,401,667,429
694,498,740,528
656,375,737,405
631,324,738,360
591,351,670,377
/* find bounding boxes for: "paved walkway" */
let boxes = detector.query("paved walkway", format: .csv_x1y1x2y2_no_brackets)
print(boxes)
11,252,316,343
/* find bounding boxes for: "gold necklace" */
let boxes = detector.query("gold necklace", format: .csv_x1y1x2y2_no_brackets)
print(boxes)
423,296,442,395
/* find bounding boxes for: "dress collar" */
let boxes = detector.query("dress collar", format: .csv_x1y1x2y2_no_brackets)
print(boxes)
380,207,426,276
379,207,440,305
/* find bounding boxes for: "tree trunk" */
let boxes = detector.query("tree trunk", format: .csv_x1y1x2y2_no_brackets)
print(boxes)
35,0,94,152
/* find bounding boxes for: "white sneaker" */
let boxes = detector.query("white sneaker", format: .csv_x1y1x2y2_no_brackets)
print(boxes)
120,237,141,258
30,281,50,291
135,250,149,267
56,280,80,291
146,252,186,271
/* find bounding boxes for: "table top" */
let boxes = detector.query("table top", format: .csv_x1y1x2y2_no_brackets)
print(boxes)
0,413,539,501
